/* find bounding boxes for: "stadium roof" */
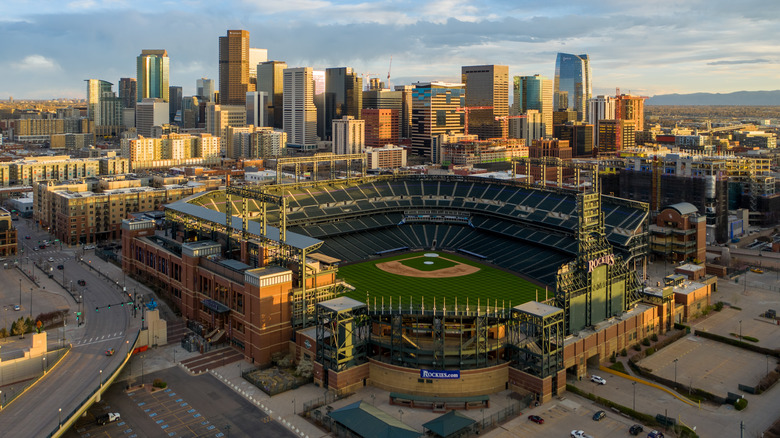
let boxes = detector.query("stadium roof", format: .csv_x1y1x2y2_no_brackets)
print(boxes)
328,401,420,438
319,296,366,313
166,201,322,250
514,301,563,318
664,202,698,216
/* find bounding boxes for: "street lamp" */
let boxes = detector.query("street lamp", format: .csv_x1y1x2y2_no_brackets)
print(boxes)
739,320,742,341
99,369,103,389
673,359,678,385
398,409,404,424
58,408,62,428
42,356,46,372
29,287,32,319
632,381,637,411
292,398,296,415
18,279,21,308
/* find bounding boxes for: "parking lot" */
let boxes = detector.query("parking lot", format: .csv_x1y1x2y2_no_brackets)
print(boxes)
638,334,771,397
486,394,647,438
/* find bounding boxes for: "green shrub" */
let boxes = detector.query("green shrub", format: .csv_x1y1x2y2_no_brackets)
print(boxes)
714,301,724,311
642,337,651,346
152,378,167,389
633,343,642,351
645,347,656,356
731,306,742,310
734,398,748,410
743,336,759,343
609,362,627,374
610,351,617,363
621,348,627,357
651,333,658,342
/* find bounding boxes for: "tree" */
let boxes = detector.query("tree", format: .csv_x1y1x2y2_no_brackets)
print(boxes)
296,357,314,379
11,318,26,336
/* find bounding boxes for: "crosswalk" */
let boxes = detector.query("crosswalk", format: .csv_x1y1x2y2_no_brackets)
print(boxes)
73,332,126,347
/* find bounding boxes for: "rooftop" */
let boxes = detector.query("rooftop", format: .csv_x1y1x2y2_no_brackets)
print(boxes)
514,301,563,318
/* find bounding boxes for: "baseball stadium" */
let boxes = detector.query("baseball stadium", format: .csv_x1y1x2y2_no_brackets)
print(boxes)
122,157,665,404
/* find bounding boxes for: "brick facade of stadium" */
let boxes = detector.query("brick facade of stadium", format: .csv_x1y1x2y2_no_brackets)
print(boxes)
120,174,713,405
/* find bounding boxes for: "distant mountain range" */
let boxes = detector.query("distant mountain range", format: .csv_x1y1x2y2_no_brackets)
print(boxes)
646,90,780,105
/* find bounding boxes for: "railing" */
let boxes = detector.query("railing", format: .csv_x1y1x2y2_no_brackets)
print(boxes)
48,330,140,438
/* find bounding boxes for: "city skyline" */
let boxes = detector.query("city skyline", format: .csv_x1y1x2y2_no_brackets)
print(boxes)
2,0,779,99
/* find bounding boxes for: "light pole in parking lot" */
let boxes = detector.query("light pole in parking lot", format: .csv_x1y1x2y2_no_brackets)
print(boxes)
673,358,678,386
18,279,21,308
29,287,32,319
58,408,61,428
632,381,636,411
739,320,742,341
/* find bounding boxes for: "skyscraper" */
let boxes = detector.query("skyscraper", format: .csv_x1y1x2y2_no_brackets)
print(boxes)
411,81,465,157
169,86,183,124
136,49,170,102
196,78,216,102
86,79,122,135
588,95,616,147
283,67,318,150
219,30,251,106
324,67,362,140
257,61,287,129
513,74,553,138
615,94,646,132
248,48,268,90
118,78,136,109
553,53,591,121
461,65,508,139
332,116,365,155
246,91,268,127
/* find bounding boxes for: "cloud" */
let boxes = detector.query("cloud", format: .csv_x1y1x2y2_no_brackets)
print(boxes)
707,59,770,65
12,55,60,71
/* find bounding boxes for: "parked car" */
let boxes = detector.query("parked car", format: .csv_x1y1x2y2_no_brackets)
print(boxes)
105,348,115,356
97,412,120,425
78,279,86,286
25,235,30,239
56,264,64,270
629,424,644,435
590,375,607,385
592,410,606,421
14,305,20,311
571,431,592,438
647,431,664,438
528,415,544,424
48,257,54,262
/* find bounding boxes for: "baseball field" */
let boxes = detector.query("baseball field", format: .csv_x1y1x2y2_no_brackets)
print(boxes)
338,251,541,310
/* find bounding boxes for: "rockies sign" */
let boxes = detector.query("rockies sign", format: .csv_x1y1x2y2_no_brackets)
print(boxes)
420,370,460,379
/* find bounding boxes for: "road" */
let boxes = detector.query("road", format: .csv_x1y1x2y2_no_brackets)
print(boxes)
0,219,139,437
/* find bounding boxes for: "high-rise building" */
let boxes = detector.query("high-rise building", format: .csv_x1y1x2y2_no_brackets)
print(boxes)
283,67,318,150
169,86,183,124
257,61,287,129
411,82,465,157
313,70,326,140
598,119,636,153
119,78,136,109
461,65,508,140
553,53,591,121
205,103,246,154
181,96,200,129
509,109,544,144
513,74,553,137
361,109,399,148
136,98,170,138
363,89,404,142
86,79,122,135
394,85,414,139
136,49,170,102
219,30,251,106
554,122,594,158
248,48,268,90
196,78,216,102
332,116,365,155
588,95,616,147
324,67,362,140
246,91,268,127
615,94,646,132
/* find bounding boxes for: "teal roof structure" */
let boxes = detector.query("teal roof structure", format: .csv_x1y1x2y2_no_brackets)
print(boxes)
328,401,421,438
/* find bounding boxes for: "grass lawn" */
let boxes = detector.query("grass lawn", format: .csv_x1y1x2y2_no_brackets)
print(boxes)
398,255,458,271
338,251,539,309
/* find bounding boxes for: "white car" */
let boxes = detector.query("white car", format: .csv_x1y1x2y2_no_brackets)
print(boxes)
571,431,590,438
48,257,54,262
590,375,607,385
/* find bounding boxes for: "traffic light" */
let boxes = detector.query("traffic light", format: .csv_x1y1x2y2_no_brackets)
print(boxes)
96,307,99,312
108,304,111,309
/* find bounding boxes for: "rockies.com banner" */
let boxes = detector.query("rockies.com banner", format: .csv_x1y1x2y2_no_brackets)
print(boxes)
420,370,460,379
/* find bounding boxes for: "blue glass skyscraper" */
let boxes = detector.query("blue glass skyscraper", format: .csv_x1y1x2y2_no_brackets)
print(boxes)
553,53,591,121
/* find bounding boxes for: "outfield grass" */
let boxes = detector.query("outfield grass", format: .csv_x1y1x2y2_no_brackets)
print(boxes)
338,251,540,309
399,255,458,271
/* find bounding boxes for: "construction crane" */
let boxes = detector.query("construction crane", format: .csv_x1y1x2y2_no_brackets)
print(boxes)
387,55,392,84
454,106,493,136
